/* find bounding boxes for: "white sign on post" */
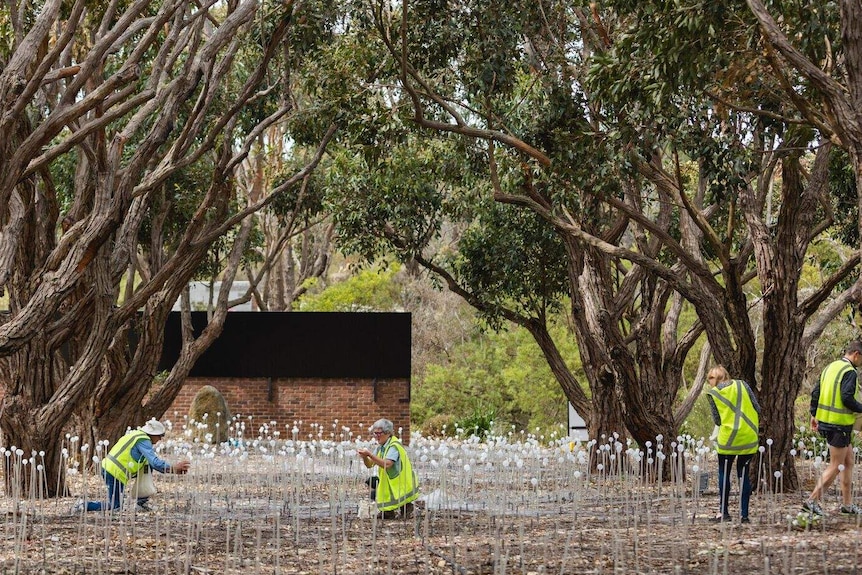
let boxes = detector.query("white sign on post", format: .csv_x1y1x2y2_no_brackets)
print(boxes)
567,402,589,442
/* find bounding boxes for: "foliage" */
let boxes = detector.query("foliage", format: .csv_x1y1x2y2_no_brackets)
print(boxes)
327,133,477,264
47,143,77,215
420,414,457,438
790,511,822,531
827,147,859,247
451,201,569,329
412,316,576,438
455,405,497,439
267,156,330,222
679,395,715,440
294,264,402,311
792,423,828,460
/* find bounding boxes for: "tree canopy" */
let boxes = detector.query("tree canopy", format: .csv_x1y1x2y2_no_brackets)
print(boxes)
1,0,861,495
0,0,338,494
316,0,861,488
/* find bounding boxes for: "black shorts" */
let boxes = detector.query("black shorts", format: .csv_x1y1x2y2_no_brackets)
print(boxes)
819,427,852,448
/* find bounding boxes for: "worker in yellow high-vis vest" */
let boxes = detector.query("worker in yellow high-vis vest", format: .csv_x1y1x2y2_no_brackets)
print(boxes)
804,341,862,517
71,419,190,514
706,365,760,524
357,418,419,519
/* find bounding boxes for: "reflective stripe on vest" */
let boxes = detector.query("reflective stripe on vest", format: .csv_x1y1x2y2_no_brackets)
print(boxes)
708,380,759,455
100,430,148,484
375,437,419,511
815,359,856,426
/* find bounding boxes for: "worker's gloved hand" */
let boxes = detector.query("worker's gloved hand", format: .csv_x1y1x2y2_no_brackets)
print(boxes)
709,425,720,442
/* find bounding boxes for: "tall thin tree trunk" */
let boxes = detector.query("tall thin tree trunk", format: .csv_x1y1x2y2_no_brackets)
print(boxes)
523,319,591,427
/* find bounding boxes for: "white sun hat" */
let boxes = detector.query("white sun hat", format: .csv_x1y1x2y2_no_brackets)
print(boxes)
140,419,166,436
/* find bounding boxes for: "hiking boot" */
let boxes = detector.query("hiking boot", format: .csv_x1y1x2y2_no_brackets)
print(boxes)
740,516,750,524
136,502,153,513
709,514,732,523
840,504,862,515
802,499,824,516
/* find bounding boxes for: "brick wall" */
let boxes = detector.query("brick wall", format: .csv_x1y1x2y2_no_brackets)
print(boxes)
165,377,411,443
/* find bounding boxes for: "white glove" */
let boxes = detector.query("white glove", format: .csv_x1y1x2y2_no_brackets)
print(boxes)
709,425,720,442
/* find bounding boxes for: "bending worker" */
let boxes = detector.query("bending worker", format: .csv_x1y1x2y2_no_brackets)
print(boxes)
73,419,190,513
357,418,419,518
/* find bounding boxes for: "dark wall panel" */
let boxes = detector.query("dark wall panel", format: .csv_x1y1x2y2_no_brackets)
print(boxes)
158,312,411,379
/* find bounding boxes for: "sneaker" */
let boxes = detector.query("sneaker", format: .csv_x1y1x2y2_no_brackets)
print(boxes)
740,516,750,524
840,504,862,515
136,502,152,513
802,499,824,516
70,499,85,515
708,514,732,523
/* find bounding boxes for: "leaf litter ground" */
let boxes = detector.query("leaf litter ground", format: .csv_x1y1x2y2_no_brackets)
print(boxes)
1,437,861,574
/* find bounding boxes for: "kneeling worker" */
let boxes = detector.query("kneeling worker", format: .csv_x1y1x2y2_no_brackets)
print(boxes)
73,419,190,513
357,418,419,518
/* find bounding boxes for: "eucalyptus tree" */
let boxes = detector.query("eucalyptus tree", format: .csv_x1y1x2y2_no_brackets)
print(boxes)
367,0,731,451
745,0,862,255
323,0,711,450
330,136,594,426
0,0,337,494
591,0,862,488
741,0,862,346
246,149,334,311
339,0,859,489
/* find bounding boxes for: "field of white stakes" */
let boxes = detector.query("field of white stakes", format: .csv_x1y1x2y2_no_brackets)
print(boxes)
2,419,862,574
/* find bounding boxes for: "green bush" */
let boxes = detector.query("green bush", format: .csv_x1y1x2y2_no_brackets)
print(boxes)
295,263,401,311
412,317,575,437
792,424,828,458
455,406,496,439
421,414,457,438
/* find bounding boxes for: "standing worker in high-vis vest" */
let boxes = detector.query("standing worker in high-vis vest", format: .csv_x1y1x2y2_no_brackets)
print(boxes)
357,418,419,519
72,419,190,514
706,365,760,524
804,340,862,516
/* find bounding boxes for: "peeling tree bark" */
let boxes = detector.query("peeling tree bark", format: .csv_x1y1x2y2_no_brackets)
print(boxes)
0,0,336,496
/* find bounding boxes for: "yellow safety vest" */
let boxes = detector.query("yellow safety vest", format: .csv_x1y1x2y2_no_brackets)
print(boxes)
375,437,419,512
708,380,759,455
815,359,857,426
101,430,150,485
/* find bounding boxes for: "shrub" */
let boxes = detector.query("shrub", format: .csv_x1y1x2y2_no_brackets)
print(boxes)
422,414,457,438
456,406,496,439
